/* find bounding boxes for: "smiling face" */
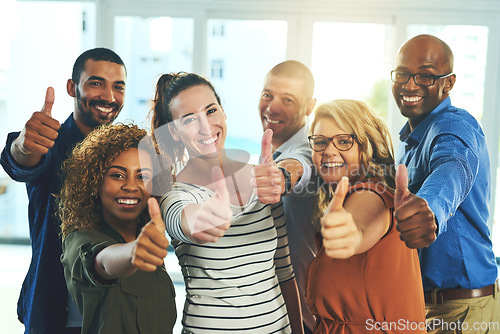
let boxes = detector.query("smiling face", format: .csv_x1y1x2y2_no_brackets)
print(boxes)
99,148,152,230
258,74,313,149
168,84,227,159
312,117,360,186
68,59,126,135
392,35,455,130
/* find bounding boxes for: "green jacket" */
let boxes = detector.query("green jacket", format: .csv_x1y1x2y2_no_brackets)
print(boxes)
61,223,177,334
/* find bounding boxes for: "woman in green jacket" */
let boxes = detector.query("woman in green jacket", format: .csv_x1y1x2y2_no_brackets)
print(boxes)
58,123,177,334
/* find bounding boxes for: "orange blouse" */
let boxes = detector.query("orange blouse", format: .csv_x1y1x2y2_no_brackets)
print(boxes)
305,182,426,334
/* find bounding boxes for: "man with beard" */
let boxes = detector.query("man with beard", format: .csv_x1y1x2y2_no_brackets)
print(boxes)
252,60,318,333
1,48,126,334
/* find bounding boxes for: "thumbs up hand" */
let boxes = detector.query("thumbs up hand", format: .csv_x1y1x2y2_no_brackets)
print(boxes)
259,128,274,164
394,164,437,249
320,177,362,259
12,87,61,166
394,163,411,208
187,166,233,243
251,129,283,204
131,198,170,272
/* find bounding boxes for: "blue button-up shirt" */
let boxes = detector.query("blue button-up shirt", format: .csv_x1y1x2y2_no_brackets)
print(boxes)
1,114,84,333
397,97,498,290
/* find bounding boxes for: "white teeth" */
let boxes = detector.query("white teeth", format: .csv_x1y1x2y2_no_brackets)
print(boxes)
402,96,422,102
117,198,138,205
266,118,281,124
201,136,217,145
323,162,344,168
96,105,113,113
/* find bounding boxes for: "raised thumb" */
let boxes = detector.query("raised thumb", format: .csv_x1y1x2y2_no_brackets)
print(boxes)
148,197,165,233
259,129,273,164
395,164,410,208
212,165,229,204
325,176,349,214
41,87,55,117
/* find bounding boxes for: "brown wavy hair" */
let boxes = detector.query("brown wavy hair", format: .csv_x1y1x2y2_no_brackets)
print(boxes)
310,99,396,226
57,123,157,239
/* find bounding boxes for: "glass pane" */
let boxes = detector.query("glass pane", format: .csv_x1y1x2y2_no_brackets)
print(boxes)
206,19,287,160
311,23,394,121
406,25,488,121
114,16,194,126
0,1,95,240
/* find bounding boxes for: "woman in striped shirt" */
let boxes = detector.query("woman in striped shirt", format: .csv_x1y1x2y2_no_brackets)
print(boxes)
150,72,303,334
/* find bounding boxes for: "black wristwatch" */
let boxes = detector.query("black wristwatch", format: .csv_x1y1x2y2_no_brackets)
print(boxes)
278,167,292,195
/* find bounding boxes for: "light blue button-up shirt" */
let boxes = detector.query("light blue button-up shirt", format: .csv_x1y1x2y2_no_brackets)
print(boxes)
398,97,498,290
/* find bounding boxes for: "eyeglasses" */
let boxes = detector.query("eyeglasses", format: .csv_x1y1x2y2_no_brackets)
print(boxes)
391,70,454,87
308,134,356,152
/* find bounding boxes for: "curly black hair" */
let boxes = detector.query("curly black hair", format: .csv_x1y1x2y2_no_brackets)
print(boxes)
57,123,157,239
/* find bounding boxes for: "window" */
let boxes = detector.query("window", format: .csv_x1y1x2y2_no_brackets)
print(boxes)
212,22,225,37
206,19,287,160
311,22,395,122
113,16,194,126
0,1,95,241
211,60,224,79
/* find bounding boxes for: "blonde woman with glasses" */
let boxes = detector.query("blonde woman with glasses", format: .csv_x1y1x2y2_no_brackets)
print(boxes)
305,99,426,334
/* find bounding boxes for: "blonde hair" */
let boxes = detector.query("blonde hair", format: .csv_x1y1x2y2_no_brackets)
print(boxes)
310,99,396,225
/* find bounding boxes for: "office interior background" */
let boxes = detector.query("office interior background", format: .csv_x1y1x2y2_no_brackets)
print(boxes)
0,0,499,332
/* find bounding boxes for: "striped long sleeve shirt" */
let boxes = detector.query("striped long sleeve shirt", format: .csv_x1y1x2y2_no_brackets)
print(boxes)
161,182,294,334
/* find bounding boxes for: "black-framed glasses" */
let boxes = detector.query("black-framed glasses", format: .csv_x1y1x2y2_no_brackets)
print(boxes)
308,134,356,152
391,70,454,87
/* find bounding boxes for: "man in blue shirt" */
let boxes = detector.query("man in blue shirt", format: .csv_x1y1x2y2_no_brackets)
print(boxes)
1,48,126,334
392,34,499,333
